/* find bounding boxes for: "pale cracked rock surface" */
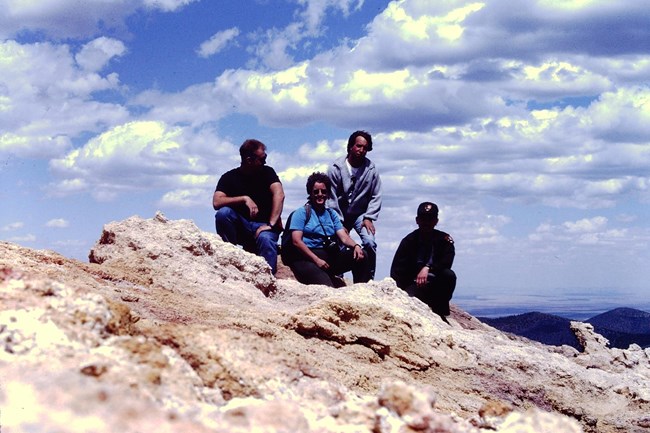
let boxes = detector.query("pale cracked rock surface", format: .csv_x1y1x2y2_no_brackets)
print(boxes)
1,212,649,433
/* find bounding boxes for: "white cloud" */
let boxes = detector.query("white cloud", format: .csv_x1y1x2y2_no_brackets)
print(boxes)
3,0,649,293
0,0,198,39
529,216,631,247
46,219,69,228
75,37,127,72
132,84,232,126
115,1,650,218
8,234,36,243
158,188,207,207
297,0,365,34
197,28,240,58
563,216,608,233
0,134,72,159
246,0,364,69
0,40,128,158
48,121,232,201
1,222,23,231
143,0,198,12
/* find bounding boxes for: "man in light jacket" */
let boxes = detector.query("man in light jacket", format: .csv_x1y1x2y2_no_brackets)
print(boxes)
327,130,382,279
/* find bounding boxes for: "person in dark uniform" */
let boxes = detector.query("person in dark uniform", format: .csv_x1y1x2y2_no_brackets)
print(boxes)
390,202,456,321
213,139,285,274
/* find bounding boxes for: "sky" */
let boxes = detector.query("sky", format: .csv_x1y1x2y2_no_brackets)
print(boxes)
1,0,649,307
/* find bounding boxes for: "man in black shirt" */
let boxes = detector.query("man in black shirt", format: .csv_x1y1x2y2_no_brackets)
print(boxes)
213,139,285,274
390,202,456,320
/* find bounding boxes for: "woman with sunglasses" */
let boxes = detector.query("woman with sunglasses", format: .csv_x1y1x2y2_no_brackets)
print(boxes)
283,172,371,286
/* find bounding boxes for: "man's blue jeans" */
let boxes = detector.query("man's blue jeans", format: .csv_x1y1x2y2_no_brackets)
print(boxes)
345,214,377,279
215,207,279,274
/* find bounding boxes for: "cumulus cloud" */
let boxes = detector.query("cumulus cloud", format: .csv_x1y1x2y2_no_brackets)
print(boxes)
106,1,650,216
45,219,69,228
297,0,365,34
158,188,206,207
0,134,72,159
143,0,198,12
75,37,127,72
0,0,198,39
1,222,24,231
563,217,608,233
4,0,650,290
197,28,240,58
246,0,365,69
529,216,632,248
8,234,36,243
204,0,650,133
0,40,128,158
48,121,233,201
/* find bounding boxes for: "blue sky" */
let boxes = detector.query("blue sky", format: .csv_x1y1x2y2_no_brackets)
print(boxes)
1,0,649,304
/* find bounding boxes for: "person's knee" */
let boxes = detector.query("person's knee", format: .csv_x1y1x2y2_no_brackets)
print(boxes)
256,230,278,249
291,262,333,286
360,236,377,251
357,226,377,251
215,207,237,226
438,269,456,284
435,269,456,300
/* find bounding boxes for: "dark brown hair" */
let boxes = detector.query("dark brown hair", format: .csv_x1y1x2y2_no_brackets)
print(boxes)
306,172,332,199
239,139,266,161
347,130,373,152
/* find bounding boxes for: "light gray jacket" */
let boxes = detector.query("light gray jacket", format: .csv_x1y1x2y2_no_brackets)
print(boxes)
327,156,382,224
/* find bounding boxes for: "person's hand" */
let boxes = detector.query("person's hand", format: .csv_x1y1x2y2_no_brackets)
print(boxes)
362,218,376,235
315,257,329,269
255,224,271,238
244,196,258,218
353,244,365,260
416,266,429,287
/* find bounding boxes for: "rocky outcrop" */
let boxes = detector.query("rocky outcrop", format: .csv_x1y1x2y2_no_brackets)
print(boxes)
1,213,649,432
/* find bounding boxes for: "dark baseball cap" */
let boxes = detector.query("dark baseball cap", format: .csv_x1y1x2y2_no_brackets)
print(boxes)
417,202,438,219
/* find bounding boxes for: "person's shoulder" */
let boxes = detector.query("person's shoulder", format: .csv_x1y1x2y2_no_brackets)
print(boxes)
326,207,340,220
216,167,240,187
261,165,281,181
402,229,420,242
364,157,379,171
220,167,240,177
292,204,310,217
434,229,454,244
331,156,346,168
289,205,308,224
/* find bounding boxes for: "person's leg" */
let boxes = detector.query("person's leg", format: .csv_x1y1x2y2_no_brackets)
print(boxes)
216,209,277,273
426,269,457,316
352,255,372,283
255,228,280,275
289,249,335,286
402,283,427,304
351,215,377,280
215,207,243,244
331,248,370,284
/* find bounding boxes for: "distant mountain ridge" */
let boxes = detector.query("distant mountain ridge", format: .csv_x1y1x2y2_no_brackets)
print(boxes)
479,307,650,350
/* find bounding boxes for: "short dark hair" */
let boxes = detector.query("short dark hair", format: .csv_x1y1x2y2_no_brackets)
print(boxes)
239,139,266,161
347,130,373,152
306,172,332,198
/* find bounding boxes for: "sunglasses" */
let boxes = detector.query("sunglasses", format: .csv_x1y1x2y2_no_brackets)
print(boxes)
312,188,328,195
249,154,267,164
